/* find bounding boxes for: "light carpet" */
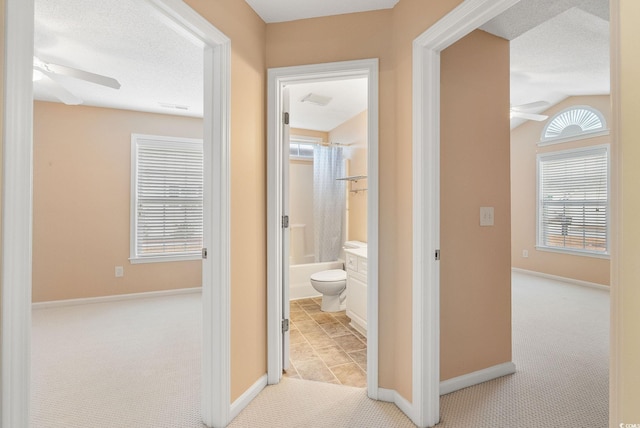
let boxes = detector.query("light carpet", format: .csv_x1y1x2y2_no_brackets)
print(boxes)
31,273,609,427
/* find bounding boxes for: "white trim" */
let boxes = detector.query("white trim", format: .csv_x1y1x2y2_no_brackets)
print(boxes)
267,59,380,400
439,362,516,396
535,144,610,258
1,1,232,428
129,132,205,264
535,245,610,260
540,105,608,144
608,0,622,425
378,388,414,420
412,1,521,426
537,129,610,147
32,287,202,310
229,374,268,422
2,0,35,426
511,268,610,291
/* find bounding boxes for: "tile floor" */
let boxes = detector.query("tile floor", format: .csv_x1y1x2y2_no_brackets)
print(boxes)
284,297,367,388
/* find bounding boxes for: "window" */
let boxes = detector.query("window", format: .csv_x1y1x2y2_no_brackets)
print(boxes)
537,145,609,256
540,105,607,145
290,136,320,160
130,134,203,263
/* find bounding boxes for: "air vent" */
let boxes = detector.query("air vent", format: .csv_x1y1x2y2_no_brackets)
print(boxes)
159,102,190,111
300,93,332,106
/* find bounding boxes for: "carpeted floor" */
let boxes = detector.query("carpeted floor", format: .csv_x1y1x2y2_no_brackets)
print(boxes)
31,272,609,427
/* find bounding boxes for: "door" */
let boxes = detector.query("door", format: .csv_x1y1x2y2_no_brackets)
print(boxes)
281,87,291,371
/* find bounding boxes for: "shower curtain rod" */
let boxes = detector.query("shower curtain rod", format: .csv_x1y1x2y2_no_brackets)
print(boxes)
316,141,351,147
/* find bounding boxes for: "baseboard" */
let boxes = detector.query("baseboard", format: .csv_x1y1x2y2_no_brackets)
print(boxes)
32,287,202,309
229,374,268,421
378,388,414,421
440,361,516,396
511,268,609,291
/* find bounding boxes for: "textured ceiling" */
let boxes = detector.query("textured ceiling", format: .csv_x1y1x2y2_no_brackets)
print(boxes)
244,0,399,23
33,0,610,131
34,0,203,117
481,0,610,128
288,78,368,132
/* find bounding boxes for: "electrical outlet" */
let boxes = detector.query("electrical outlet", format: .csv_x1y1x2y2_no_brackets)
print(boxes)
480,207,494,226
115,266,124,278
522,249,529,258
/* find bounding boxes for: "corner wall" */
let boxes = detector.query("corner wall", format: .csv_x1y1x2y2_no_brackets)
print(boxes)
184,0,268,403
511,95,611,286
32,102,203,302
439,30,512,380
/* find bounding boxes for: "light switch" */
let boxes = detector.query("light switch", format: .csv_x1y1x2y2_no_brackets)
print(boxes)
480,207,494,226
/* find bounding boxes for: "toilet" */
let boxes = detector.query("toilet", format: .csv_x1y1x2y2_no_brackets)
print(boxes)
310,269,347,312
309,241,367,312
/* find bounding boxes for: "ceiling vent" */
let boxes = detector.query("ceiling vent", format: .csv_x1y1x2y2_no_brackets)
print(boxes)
300,93,332,106
159,102,190,111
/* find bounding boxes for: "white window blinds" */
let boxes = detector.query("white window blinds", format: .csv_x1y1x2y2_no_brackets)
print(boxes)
538,146,609,255
131,134,203,262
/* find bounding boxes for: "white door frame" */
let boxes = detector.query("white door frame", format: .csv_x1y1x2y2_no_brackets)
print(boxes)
267,59,380,399
1,1,232,427
411,0,521,426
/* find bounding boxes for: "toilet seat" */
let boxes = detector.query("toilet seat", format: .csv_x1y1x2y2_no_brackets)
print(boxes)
310,269,347,282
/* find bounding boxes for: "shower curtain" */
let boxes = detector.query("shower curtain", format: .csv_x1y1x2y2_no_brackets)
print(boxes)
313,145,346,263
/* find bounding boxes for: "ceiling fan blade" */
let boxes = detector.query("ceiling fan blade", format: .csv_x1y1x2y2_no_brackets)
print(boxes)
37,71,83,105
46,62,121,89
511,100,549,112
35,57,121,90
511,111,549,121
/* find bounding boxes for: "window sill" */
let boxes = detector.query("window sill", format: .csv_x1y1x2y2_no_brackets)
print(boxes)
535,245,610,260
129,254,201,264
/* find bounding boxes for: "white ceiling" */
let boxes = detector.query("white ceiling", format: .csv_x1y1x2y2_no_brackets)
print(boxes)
481,0,609,128
34,0,203,117
244,0,399,23
288,78,368,132
33,0,609,132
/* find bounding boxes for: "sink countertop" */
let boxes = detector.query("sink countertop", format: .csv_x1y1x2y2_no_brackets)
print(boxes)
345,247,367,259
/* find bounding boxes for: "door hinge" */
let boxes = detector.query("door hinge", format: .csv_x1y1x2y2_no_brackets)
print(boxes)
202,248,208,259
283,112,290,125
282,319,290,333
282,215,289,228
435,249,440,261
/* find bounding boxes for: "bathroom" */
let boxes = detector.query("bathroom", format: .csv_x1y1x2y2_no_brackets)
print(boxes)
286,77,369,387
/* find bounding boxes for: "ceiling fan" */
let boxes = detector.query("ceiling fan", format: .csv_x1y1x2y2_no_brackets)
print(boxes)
510,101,550,121
33,56,121,106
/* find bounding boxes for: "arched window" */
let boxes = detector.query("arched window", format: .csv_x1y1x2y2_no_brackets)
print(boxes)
541,105,607,144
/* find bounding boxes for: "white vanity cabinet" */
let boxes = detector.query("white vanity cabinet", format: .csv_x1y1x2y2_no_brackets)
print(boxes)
345,247,367,335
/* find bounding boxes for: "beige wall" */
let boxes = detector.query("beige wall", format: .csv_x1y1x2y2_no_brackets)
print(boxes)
391,0,466,397
511,95,611,286
439,30,512,380
617,0,640,422
329,110,368,242
266,7,403,393
267,0,513,400
32,102,203,302
184,0,268,402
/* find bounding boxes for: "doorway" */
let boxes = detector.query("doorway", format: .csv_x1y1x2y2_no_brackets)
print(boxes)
285,78,369,386
1,1,232,427
266,59,380,398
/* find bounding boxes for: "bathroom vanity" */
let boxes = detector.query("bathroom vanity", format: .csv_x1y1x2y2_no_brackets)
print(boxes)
345,246,367,335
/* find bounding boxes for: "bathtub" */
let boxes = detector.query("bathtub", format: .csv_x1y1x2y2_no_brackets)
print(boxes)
289,260,344,300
